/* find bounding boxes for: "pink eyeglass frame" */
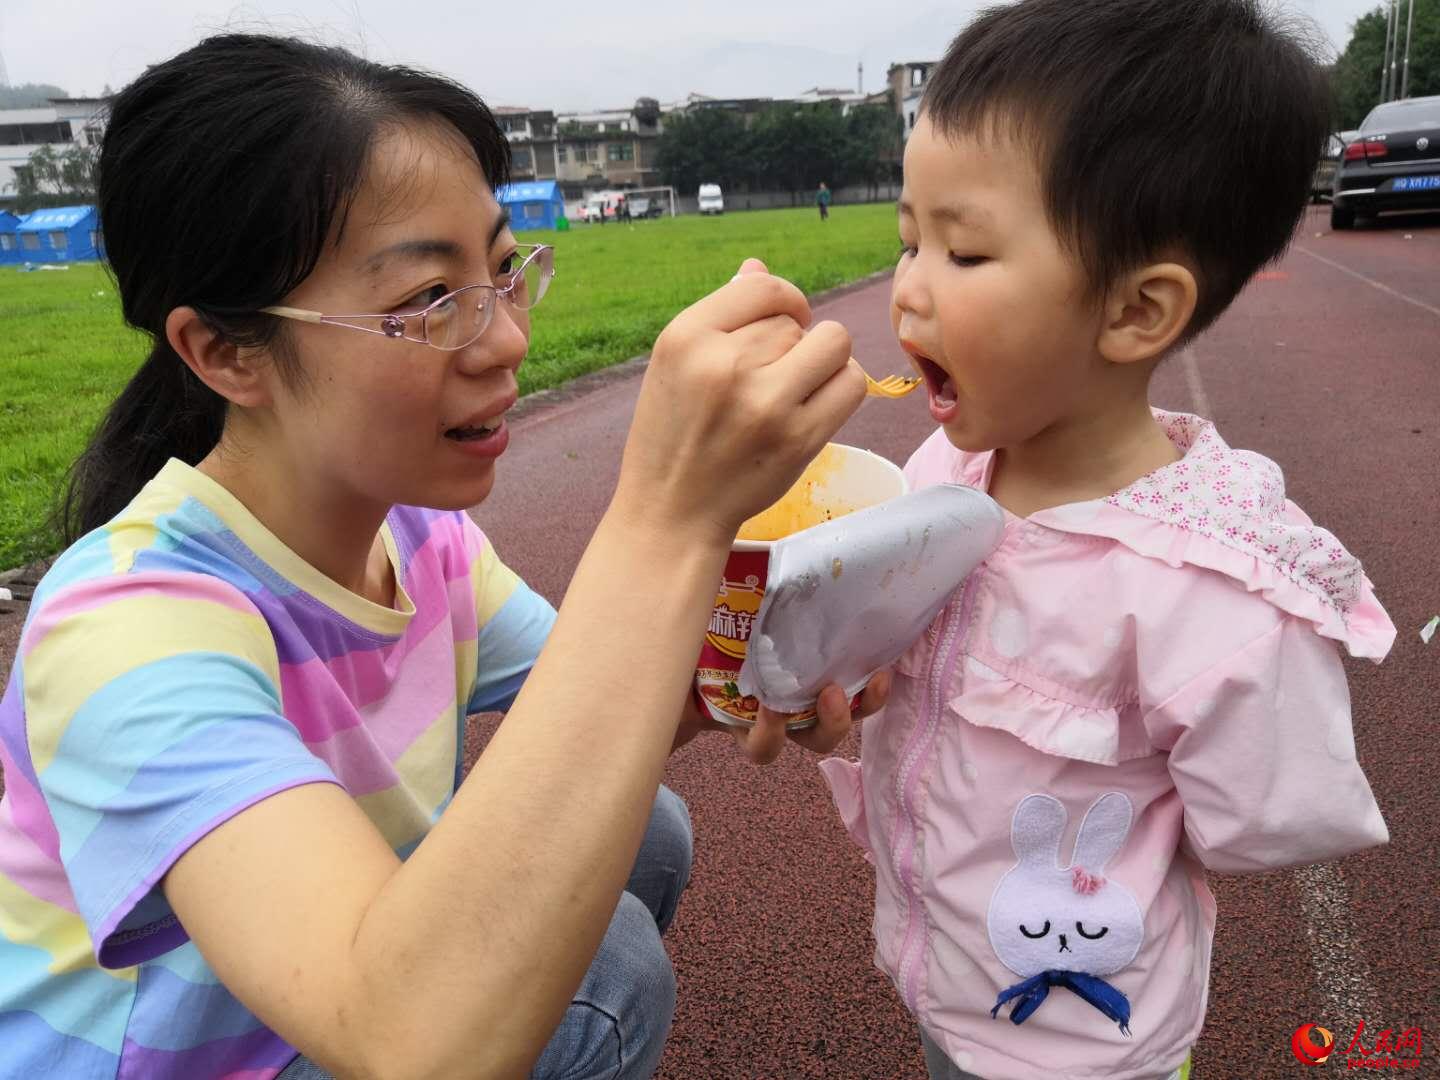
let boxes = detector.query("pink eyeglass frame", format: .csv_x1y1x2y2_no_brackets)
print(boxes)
260,243,554,351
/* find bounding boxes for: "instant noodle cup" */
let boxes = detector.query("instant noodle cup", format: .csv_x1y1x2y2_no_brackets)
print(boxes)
694,443,907,730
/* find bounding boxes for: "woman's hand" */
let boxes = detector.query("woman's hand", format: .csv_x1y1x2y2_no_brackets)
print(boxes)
612,258,866,551
673,669,892,763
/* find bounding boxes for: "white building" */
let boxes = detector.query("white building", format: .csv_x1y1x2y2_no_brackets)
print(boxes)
887,62,935,141
792,86,871,115
0,97,108,198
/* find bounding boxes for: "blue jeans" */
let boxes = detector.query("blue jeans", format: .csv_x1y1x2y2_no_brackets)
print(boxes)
279,786,692,1080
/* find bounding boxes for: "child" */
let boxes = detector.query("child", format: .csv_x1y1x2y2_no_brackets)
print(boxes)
0,35,869,1080
818,2,1395,1078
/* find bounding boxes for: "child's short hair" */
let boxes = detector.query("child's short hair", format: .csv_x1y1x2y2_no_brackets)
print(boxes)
922,0,1329,338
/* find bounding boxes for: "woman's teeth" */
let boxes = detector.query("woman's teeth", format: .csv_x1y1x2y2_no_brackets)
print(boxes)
446,426,494,441
446,416,502,440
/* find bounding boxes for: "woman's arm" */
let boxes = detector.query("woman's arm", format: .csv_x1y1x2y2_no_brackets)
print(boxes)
163,266,865,1080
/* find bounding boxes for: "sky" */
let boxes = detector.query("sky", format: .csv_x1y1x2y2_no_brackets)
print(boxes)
1,0,1389,112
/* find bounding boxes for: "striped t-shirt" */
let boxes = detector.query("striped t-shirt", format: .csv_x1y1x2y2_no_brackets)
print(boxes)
0,459,556,1079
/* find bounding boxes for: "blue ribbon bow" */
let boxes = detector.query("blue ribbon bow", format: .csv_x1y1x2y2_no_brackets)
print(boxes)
991,970,1132,1036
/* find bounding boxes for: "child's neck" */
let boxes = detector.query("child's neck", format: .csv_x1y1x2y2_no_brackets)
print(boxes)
987,399,1180,520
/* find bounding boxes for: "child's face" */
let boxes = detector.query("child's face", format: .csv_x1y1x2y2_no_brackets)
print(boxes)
893,114,1107,453
262,122,529,513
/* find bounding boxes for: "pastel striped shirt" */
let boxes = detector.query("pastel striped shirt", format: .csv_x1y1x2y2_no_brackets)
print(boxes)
0,459,556,1079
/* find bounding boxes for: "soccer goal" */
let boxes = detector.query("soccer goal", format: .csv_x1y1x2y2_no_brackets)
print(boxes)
622,186,677,219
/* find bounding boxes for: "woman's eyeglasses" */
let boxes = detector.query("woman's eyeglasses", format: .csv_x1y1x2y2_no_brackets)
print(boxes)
261,243,555,352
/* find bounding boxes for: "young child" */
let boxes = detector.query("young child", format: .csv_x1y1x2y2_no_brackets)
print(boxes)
818,2,1395,1078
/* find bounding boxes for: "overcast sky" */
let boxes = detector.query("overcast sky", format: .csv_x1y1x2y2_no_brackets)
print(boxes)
2,0,1386,112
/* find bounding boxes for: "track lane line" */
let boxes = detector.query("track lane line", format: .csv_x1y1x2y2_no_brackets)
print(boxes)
1294,244,1440,321
1178,333,1382,1036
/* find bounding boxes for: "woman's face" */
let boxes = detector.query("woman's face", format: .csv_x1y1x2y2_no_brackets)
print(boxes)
255,122,529,513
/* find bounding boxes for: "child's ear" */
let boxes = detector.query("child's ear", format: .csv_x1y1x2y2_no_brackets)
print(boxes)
165,306,273,408
1096,261,1198,366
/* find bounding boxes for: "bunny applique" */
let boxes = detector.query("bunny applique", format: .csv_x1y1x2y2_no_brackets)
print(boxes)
986,792,1143,1036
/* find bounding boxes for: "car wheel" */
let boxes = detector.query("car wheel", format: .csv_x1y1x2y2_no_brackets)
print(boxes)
1330,204,1355,230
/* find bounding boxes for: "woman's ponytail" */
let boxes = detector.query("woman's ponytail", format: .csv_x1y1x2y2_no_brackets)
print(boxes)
58,339,227,543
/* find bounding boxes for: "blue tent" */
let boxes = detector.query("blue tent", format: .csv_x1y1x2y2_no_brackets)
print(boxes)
15,205,102,262
497,181,565,231
0,211,21,266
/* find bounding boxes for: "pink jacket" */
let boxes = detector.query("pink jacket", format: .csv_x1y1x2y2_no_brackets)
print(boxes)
820,411,1394,1080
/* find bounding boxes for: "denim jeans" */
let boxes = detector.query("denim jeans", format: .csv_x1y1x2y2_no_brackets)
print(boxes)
278,785,692,1080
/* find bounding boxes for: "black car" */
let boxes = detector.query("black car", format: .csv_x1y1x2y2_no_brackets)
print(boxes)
1312,131,1359,202
1331,95,1440,229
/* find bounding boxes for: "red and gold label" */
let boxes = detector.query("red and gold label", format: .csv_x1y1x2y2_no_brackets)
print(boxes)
694,550,818,729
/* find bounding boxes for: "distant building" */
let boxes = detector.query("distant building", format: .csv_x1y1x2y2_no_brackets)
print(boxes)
792,86,872,114
672,92,775,124
0,97,108,201
887,62,935,140
494,106,557,182
495,67,920,205
548,99,665,200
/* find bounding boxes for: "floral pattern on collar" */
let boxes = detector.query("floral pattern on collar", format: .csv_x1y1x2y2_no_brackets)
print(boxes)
1103,411,1364,615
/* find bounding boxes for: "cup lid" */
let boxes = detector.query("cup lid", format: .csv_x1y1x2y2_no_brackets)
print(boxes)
737,484,1005,712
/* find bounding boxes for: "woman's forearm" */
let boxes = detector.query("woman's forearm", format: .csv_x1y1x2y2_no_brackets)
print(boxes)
347,506,726,1077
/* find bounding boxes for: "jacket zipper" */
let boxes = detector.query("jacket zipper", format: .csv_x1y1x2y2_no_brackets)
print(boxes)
892,573,978,1012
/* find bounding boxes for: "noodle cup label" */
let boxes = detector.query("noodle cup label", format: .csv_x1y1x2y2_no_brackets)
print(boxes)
694,442,906,731
695,550,785,727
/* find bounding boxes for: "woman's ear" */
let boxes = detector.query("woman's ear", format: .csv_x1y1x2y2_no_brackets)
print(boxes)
1097,261,1198,366
165,306,272,408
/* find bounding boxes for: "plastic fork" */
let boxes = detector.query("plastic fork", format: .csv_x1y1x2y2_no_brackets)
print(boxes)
861,368,923,399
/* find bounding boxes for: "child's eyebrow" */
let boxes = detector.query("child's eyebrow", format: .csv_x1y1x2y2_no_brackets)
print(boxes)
899,198,993,231
931,202,993,230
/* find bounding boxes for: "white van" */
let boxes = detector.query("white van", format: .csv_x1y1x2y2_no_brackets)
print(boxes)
697,183,724,215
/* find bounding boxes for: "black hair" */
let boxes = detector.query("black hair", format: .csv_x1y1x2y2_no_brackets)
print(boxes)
922,0,1329,337
58,34,510,543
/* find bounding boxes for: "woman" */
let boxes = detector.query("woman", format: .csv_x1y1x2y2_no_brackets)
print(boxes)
0,35,878,1079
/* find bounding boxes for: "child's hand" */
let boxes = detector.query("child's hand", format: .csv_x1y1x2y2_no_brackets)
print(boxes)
672,670,893,763
612,257,865,550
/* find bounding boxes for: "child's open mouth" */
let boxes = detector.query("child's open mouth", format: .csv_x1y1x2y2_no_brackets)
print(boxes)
912,354,959,417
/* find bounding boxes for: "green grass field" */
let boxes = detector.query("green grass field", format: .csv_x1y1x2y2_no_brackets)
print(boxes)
0,202,900,568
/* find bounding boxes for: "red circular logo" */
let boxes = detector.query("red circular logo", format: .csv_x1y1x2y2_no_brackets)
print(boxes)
1291,1024,1335,1065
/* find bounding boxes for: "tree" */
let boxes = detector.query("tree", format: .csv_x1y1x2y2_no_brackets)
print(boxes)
13,141,98,212
658,99,897,198
749,103,849,195
1332,0,1440,129
841,103,900,194
655,107,752,194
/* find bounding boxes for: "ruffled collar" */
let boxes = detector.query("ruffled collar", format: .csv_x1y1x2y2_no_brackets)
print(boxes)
953,410,1375,625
